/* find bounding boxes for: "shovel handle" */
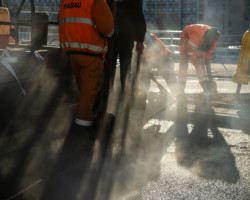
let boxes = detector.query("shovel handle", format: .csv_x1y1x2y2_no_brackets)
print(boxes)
135,52,141,92
206,63,212,81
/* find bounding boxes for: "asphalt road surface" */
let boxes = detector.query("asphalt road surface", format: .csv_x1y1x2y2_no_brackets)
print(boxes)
0,60,249,200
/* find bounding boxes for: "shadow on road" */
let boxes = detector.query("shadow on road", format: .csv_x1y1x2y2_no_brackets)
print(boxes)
174,95,240,183
0,51,74,199
40,127,96,200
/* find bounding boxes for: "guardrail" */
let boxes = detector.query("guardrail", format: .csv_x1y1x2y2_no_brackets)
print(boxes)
15,28,241,63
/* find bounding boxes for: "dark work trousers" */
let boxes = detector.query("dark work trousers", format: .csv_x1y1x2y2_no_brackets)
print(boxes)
110,34,134,92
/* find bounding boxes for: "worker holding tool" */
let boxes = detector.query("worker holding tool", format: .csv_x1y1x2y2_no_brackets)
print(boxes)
178,24,220,95
108,0,146,94
58,0,114,137
140,32,182,98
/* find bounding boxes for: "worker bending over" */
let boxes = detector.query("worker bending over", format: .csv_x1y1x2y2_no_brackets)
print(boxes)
140,32,182,98
179,24,220,95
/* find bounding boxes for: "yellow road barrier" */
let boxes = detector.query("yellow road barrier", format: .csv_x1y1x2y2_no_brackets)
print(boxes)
232,29,250,84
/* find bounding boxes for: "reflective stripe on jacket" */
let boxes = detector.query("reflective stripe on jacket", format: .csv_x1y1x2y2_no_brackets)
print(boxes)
181,24,211,53
58,0,108,59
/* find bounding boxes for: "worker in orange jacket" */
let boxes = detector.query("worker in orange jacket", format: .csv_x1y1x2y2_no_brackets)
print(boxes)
179,24,220,94
58,0,114,136
141,32,182,98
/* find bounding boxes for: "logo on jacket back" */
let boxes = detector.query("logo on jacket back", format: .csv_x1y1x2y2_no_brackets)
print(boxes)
64,2,81,8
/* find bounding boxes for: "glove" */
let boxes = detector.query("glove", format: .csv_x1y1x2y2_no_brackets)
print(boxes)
136,42,144,54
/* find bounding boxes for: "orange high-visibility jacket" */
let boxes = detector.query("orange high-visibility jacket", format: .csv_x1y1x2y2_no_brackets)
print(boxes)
58,0,114,59
0,7,11,49
144,32,171,62
180,24,219,66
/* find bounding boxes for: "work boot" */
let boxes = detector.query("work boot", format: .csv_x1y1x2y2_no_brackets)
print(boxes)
200,80,219,97
63,122,95,157
208,80,218,95
199,80,210,95
68,122,95,141
93,112,115,140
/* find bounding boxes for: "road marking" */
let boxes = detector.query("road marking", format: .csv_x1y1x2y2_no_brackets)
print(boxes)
6,179,44,200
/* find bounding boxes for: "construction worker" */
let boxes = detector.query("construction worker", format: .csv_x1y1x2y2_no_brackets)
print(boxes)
179,24,220,95
108,0,146,94
141,32,182,98
58,0,114,136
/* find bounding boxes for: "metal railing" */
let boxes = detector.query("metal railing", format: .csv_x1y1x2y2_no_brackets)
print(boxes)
16,25,59,46
149,30,241,63
5,24,242,63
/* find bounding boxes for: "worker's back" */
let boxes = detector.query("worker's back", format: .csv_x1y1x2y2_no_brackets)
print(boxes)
181,24,211,51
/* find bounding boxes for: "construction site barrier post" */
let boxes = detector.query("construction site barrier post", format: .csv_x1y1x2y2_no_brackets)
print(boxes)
232,29,250,94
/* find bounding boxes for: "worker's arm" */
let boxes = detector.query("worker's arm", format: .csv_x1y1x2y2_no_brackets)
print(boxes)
92,0,114,37
128,0,146,53
204,41,218,65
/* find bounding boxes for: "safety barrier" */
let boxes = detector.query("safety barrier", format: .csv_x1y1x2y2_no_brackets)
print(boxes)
232,29,250,85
